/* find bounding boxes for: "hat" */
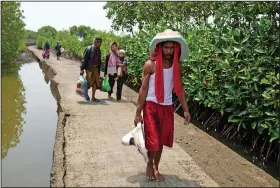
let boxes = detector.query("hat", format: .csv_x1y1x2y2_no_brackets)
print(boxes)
149,29,189,62
95,37,102,41
119,49,125,54
110,41,117,46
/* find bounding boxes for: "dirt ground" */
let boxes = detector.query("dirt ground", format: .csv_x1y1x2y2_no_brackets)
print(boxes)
29,46,278,187
113,68,279,188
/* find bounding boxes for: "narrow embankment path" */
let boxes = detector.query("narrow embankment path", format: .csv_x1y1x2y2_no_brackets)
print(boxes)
28,46,278,187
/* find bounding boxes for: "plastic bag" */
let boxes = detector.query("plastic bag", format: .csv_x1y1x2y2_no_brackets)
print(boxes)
76,75,88,99
121,122,148,163
100,76,111,92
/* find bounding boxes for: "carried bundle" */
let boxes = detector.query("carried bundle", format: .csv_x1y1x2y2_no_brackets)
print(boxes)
76,75,88,100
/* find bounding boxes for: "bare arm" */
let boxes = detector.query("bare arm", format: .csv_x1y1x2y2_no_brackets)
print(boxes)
136,60,153,116
177,64,190,113
117,63,125,67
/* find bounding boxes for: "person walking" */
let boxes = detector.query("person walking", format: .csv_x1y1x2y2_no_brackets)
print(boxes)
104,41,122,99
124,29,191,182
115,49,128,101
55,41,62,60
80,37,103,102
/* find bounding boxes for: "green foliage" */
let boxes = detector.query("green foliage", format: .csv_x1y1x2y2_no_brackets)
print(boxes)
181,2,279,142
18,40,27,52
63,34,84,57
95,30,124,61
103,2,218,33
48,25,129,63
36,26,57,49
2,72,26,158
36,36,55,49
1,2,25,74
114,2,280,143
24,29,37,39
37,25,57,39
69,25,78,36
124,23,169,80
69,25,97,39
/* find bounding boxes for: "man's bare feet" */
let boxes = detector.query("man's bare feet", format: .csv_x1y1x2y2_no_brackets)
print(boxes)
91,98,100,102
153,164,165,182
154,170,165,182
145,163,155,181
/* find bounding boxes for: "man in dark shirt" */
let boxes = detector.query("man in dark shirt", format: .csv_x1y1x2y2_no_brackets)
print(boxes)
44,42,50,50
80,37,102,102
55,41,62,60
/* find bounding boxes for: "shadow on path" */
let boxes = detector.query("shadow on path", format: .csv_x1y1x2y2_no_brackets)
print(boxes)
127,172,202,187
77,99,109,105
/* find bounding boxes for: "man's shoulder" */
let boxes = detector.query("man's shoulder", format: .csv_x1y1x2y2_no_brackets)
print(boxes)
145,59,155,66
86,45,92,50
144,59,155,72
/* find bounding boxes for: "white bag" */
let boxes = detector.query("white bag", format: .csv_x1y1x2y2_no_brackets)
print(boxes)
76,75,88,100
122,122,149,163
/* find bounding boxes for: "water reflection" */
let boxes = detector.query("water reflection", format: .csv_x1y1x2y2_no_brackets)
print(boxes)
39,62,50,84
2,62,58,187
1,71,26,159
38,62,59,103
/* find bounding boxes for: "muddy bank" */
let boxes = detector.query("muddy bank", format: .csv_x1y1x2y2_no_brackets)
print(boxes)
29,51,66,187
39,62,66,187
16,50,35,63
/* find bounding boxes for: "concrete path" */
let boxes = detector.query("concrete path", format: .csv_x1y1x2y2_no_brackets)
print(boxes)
29,46,219,187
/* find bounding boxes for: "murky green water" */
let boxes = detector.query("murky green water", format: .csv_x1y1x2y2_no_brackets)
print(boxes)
1,62,58,187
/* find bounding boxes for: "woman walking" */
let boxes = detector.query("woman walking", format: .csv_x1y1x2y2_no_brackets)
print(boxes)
104,41,122,99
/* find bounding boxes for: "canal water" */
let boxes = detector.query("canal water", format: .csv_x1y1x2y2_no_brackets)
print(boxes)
2,61,58,187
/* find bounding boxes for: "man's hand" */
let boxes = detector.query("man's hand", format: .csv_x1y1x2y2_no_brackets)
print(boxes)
134,113,143,127
80,70,84,75
184,111,191,122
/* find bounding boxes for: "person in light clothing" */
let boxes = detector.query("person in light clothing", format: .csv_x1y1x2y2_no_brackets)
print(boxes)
115,49,128,100
104,42,122,99
129,29,191,182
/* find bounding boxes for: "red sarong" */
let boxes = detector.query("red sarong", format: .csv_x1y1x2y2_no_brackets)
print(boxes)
143,101,174,151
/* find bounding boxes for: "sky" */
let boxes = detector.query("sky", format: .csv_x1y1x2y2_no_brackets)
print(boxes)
21,2,113,32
